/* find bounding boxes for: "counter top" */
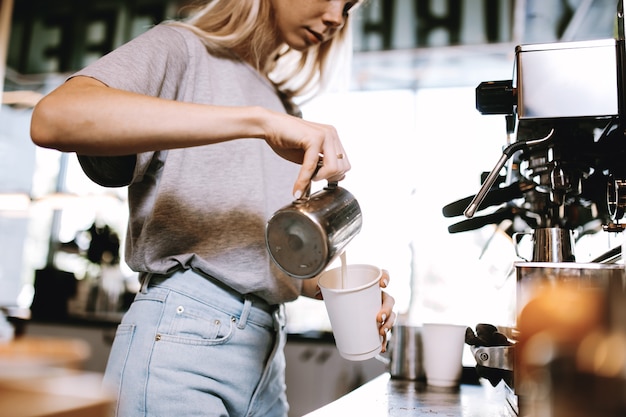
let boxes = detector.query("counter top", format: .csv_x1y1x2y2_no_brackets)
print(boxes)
304,373,513,417
0,368,113,417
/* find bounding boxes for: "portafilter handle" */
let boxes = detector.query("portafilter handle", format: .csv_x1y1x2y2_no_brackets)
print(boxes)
463,129,554,218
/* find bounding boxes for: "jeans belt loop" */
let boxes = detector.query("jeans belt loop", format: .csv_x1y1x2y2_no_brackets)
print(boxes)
238,297,253,329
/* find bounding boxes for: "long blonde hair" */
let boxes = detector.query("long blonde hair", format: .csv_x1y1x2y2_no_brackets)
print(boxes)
169,0,357,103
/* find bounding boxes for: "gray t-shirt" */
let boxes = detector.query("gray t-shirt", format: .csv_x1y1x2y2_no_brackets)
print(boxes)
74,24,303,304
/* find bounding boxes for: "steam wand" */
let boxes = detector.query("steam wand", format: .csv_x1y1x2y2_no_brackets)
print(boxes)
464,129,554,218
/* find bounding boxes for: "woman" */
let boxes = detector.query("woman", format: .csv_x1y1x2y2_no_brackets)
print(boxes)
31,1,396,416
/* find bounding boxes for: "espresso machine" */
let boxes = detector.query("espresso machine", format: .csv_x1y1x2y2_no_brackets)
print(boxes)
443,2,626,415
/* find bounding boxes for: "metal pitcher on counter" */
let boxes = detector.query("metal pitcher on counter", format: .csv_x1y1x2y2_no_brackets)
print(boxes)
376,324,425,381
265,178,362,279
513,227,576,263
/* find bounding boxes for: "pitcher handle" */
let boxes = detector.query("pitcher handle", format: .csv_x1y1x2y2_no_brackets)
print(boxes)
513,232,532,261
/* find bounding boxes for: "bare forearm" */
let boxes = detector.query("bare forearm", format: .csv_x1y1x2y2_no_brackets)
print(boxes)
31,76,351,198
30,77,268,156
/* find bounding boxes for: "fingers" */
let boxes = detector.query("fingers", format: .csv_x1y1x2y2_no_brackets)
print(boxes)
263,110,351,197
379,307,396,353
301,277,324,300
311,282,323,300
379,269,390,288
377,270,395,353
293,150,350,199
291,126,351,199
317,137,350,181
323,153,351,183
378,291,396,353
293,154,323,199
378,291,396,330
377,270,394,333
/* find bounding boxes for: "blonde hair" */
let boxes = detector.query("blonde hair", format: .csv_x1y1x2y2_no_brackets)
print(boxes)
169,0,357,103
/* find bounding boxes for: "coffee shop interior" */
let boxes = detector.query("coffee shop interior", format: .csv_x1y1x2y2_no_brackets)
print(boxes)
2,0,626,416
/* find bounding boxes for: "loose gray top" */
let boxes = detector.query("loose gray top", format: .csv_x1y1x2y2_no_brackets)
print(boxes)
74,24,303,304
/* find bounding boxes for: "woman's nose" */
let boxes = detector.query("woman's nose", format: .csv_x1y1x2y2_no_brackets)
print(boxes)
323,3,345,28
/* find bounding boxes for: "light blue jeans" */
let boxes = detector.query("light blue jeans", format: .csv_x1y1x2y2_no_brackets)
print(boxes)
102,269,288,417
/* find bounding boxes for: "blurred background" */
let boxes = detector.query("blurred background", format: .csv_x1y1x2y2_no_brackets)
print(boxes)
1,1,622,415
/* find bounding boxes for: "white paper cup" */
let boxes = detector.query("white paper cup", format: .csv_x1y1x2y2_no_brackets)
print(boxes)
318,264,383,361
422,323,467,387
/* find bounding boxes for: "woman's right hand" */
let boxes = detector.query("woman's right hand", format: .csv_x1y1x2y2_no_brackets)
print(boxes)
261,109,351,199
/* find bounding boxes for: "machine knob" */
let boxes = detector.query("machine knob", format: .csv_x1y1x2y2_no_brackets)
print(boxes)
476,80,516,115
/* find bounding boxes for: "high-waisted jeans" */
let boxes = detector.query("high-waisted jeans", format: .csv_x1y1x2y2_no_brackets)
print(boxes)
102,269,288,417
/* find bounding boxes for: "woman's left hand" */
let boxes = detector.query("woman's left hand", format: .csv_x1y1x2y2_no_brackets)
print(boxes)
377,269,396,353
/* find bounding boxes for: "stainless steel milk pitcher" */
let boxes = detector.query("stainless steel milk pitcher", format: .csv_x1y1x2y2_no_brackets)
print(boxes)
265,181,362,279
513,227,576,262
381,324,425,381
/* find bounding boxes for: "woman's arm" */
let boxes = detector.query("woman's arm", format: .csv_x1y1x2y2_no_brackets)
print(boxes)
30,76,350,197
